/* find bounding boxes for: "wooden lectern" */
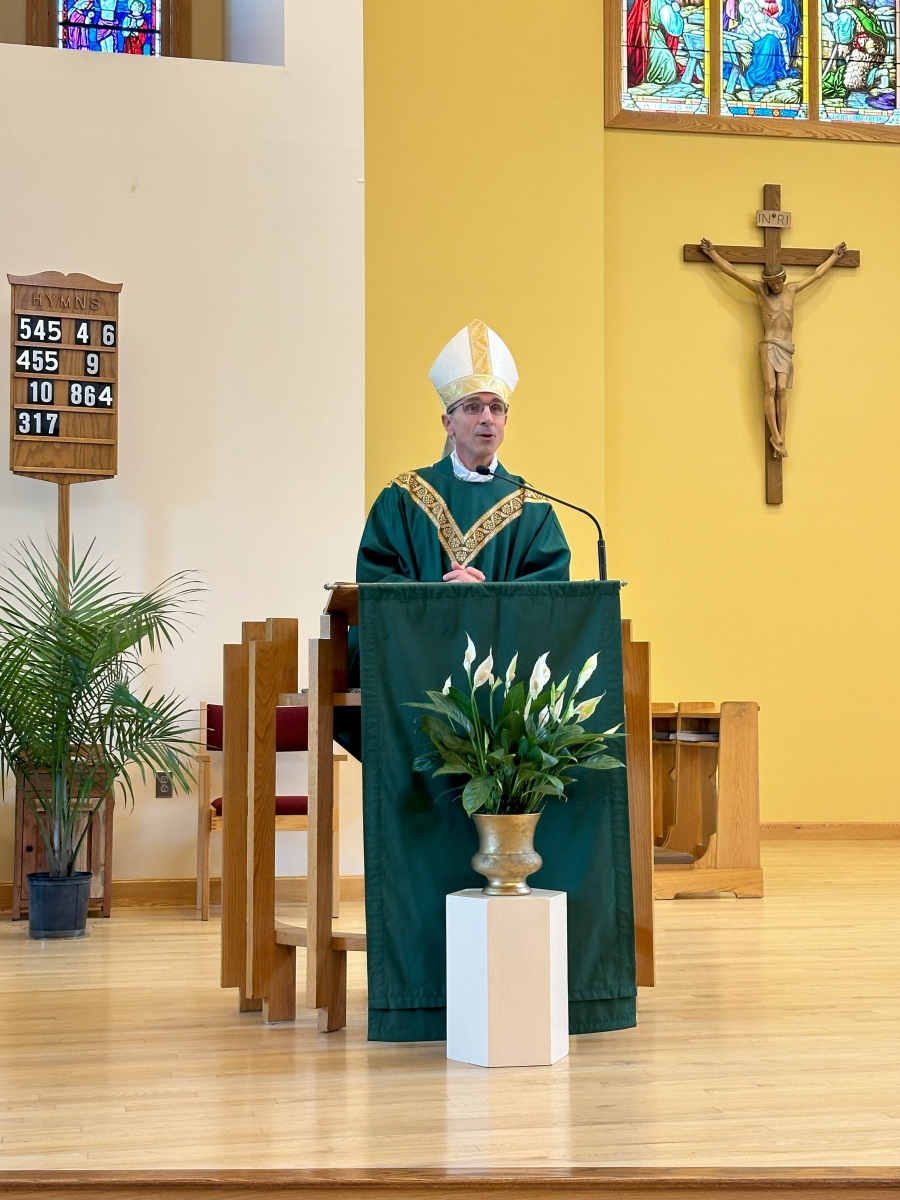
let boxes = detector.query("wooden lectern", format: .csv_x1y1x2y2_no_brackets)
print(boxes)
220,586,655,1030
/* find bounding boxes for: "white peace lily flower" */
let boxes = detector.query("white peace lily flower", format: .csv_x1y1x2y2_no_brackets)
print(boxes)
575,696,601,721
602,722,621,735
504,653,518,695
463,634,476,675
537,705,550,729
473,650,494,689
551,675,570,720
442,676,452,695
574,653,599,696
528,652,551,699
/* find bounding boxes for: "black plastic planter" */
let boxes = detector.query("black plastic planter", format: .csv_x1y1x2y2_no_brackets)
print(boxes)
27,872,92,939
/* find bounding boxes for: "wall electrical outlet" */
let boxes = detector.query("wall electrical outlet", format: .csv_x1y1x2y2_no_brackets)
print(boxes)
155,772,173,798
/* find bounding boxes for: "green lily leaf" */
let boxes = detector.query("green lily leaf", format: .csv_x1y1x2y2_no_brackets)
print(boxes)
462,774,499,815
580,754,626,769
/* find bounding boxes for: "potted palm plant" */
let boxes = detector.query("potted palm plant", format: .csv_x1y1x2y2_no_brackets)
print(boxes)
0,542,200,939
411,636,626,895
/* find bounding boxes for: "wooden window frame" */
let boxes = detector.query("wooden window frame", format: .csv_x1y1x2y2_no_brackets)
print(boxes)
604,0,900,142
27,0,192,57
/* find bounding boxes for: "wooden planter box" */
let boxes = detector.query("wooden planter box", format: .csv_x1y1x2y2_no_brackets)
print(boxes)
12,776,114,920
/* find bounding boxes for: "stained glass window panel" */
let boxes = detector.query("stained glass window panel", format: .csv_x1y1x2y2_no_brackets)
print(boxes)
820,0,898,122
58,0,162,55
622,0,710,114
722,0,809,117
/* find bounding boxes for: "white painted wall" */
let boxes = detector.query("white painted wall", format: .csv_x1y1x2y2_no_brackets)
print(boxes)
225,0,285,65
0,0,365,884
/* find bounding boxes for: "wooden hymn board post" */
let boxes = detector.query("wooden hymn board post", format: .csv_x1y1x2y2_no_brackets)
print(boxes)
684,185,859,506
8,271,122,585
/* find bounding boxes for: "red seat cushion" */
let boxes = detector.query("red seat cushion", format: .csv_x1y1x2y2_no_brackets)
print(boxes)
204,704,308,753
211,796,309,817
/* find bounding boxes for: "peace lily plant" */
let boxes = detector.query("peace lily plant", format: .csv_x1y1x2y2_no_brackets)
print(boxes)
411,636,625,816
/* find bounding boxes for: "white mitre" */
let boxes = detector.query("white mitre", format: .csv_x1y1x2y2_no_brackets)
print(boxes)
428,319,519,410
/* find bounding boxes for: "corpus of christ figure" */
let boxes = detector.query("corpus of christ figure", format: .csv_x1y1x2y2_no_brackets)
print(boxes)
699,238,846,459
684,185,860,505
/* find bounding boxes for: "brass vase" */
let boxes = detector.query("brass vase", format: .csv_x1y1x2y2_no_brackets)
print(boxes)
471,812,543,896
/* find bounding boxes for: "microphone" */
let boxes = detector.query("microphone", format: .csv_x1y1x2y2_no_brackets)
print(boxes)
475,465,608,581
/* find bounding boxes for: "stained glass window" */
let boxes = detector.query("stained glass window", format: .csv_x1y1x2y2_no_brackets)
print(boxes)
820,0,898,122
722,0,809,116
58,0,162,55
622,0,710,114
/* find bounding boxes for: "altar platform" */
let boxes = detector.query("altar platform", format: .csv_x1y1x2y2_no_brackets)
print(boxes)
2,842,900,1199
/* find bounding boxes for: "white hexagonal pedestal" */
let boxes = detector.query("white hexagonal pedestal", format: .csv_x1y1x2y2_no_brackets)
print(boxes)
446,888,568,1067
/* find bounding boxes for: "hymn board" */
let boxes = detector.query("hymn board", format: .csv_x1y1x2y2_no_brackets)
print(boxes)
8,271,122,551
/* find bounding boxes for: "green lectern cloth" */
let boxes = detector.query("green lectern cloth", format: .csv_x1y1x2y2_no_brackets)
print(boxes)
359,580,636,1043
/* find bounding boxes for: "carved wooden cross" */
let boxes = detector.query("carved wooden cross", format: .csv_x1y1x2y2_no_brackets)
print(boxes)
684,184,860,505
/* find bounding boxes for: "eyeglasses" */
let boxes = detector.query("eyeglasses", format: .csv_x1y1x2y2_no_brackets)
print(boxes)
449,399,509,418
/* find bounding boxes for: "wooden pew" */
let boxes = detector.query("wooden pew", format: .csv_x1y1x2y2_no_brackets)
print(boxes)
652,701,763,898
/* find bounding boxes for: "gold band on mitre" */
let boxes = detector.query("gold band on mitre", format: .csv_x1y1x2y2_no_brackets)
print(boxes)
438,375,514,410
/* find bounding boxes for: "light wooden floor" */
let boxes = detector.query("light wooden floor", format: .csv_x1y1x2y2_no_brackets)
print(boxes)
1,842,899,1170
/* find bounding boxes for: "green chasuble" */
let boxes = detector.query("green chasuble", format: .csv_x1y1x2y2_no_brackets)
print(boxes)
357,456,571,583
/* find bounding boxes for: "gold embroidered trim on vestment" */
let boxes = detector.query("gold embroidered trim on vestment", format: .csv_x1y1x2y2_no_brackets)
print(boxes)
393,472,544,568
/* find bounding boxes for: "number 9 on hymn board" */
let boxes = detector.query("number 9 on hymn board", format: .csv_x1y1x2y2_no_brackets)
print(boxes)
8,272,122,486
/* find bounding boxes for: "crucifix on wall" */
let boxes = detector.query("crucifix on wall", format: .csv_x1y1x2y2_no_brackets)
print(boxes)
684,185,860,506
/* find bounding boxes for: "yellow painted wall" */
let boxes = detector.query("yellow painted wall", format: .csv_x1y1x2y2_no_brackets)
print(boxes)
365,3,900,821
364,0,606,579
605,131,900,822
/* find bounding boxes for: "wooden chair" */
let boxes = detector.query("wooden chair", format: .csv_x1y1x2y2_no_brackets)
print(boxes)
218,616,362,1021
196,700,344,921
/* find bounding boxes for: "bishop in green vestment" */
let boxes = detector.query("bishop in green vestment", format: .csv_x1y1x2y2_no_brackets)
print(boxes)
353,322,636,1041
338,320,571,757
357,318,571,584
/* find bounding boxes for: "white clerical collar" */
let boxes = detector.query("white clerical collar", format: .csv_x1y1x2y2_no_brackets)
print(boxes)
451,451,498,483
